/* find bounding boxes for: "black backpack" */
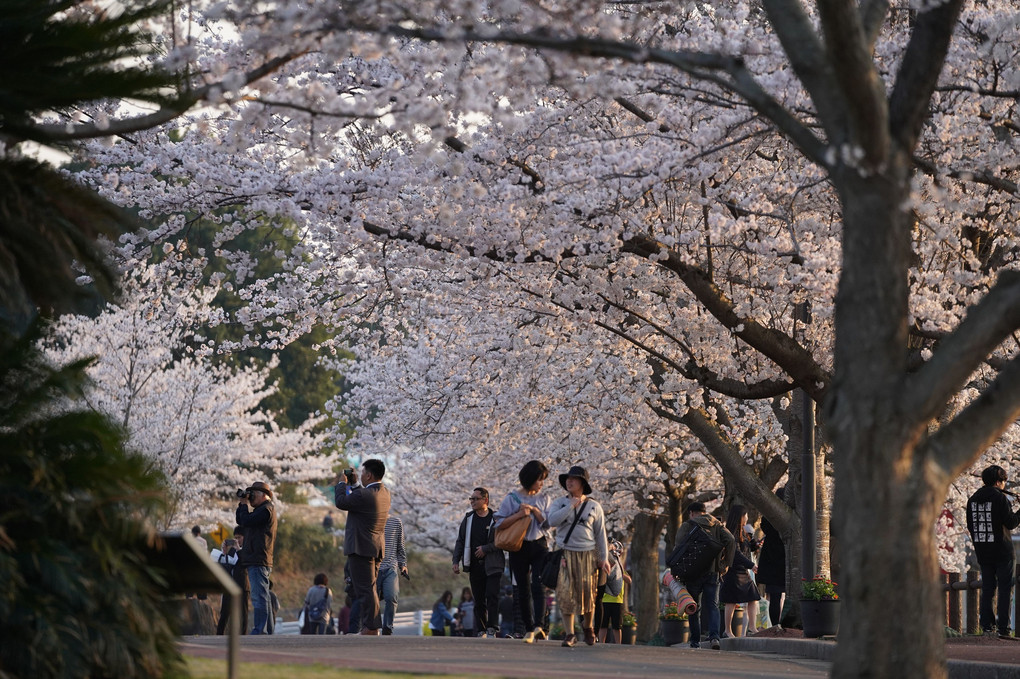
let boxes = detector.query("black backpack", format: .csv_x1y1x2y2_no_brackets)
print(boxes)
666,522,724,581
217,549,236,577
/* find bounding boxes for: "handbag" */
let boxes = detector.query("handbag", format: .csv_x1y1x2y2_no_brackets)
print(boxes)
540,499,589,589
494,518,527,552
494,494,529,552
666,522,724,582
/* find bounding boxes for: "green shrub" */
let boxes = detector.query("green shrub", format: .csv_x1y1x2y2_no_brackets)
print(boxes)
275,482,306,504
273,519,344,574
0,329,184,678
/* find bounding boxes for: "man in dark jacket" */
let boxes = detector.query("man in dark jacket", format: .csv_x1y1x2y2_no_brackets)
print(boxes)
453,487,505,637
967,465,1020,638
335,459,392,634
672,501,736,649
236,480,277,635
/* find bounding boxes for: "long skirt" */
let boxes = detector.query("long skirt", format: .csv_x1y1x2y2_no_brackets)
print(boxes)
556,548,598,616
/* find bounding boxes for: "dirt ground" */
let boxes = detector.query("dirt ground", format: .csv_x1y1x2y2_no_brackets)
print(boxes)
751,625,1020,665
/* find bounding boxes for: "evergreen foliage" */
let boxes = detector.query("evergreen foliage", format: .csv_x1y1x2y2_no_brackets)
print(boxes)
0,327,184,678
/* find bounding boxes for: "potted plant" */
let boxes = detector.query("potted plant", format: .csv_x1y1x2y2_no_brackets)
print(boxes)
800,575,840,638
658,602,688,646
621,612,637,645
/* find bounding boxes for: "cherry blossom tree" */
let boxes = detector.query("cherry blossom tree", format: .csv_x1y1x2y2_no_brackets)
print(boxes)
30,1,1020,675
41,261,337,529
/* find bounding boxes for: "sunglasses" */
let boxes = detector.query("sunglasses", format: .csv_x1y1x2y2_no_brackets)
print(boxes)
468,496,483,501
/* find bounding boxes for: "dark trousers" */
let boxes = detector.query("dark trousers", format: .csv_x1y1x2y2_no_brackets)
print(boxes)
508,537,548,631
217,569,249,635
764,583,784,625
468,562,501,633
216,590,249,635
348,554,381,631
979,556,1015,635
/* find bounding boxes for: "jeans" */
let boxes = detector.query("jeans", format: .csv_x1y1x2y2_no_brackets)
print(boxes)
979,556,1015,635
686,571,721,646
508,537,549,631
247,566,272,635
378,567,399,631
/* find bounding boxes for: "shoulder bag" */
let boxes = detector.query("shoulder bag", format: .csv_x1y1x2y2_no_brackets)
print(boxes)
494,493,528,552
540,499,589,589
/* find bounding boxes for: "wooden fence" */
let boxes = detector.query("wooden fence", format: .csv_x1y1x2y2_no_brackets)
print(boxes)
941,567,1020,634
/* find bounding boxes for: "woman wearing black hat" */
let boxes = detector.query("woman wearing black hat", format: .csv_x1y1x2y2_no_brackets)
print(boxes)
546,466,609,647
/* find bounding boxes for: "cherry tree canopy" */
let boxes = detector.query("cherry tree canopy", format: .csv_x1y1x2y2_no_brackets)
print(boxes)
19,1,1020,675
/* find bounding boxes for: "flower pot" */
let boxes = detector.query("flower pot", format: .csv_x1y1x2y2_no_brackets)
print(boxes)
659,618,688,646
621,625,637,645
800,599,840,638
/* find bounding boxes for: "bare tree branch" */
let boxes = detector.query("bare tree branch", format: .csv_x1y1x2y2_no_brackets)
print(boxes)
24,54,304,142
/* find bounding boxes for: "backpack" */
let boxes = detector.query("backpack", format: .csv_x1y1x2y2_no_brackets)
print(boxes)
666,522,724,582
308,590,330,623
216,549,237,577
605,557,624,597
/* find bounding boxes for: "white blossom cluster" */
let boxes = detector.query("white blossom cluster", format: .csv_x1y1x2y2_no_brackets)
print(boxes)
41,261,338,529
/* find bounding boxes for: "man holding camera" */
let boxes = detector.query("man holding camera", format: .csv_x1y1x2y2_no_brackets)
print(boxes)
334,459,391,635
236,481,278,635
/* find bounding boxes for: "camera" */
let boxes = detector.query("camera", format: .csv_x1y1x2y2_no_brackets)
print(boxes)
235,488,252,500
344,468,356,483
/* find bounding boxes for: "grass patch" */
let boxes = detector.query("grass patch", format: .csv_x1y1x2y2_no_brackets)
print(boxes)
175,656,486,679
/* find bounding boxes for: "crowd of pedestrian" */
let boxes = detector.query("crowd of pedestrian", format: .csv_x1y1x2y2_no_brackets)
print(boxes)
197,458,933,649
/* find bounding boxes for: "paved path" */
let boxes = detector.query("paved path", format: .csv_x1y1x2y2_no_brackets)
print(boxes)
181,635,830,678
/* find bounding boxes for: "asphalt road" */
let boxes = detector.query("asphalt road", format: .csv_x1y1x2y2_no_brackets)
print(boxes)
181,634,831,678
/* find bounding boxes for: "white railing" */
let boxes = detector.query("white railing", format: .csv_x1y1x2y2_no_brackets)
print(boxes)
275,609,425,636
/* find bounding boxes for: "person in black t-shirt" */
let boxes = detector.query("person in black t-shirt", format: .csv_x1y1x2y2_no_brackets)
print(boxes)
967,465,1020,638
453,487,505,637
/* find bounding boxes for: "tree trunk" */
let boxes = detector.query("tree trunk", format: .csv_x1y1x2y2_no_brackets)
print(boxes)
630,508,666,642
828,167,948,678
830,444,947,678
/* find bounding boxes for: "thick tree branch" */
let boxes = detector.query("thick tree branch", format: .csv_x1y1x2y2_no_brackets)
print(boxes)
888,0,966,152
816,0,889,167
621,234,830,399
377,24,829,167
904,269,1020,427
927,355,1020,480
760,0,850,149
860,0,891,48
591,291,795,399
649,400,796,535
